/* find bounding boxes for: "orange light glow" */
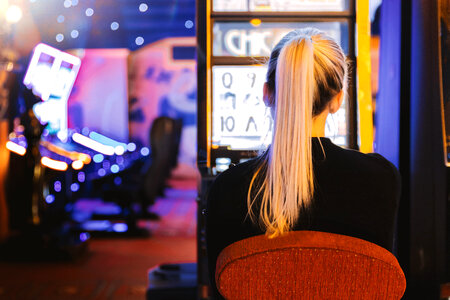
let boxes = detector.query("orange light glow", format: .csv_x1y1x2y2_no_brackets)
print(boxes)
6,141,26,156
41,141,92,164
250,18,262,27
71,160,84,170
41,156,68,171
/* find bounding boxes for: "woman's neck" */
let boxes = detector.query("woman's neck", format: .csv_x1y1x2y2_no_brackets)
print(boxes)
312,109,329,137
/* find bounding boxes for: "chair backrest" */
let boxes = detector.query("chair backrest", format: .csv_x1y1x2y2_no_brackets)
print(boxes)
141,116,182,203
149,116,182,165
216,231,406,300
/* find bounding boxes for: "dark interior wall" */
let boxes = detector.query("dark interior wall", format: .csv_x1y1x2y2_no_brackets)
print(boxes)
408,0,447,297
377,0,447,297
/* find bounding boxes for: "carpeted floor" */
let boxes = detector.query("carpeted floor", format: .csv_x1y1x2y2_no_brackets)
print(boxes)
0,186,197,300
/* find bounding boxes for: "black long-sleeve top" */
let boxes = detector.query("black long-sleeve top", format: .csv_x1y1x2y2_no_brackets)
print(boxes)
206,137,401,299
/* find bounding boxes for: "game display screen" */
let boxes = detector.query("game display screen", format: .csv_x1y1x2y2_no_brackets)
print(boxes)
212,65,348,150
213,21,349,57
212,65,271,150
211,20,350,150
213,0,348,12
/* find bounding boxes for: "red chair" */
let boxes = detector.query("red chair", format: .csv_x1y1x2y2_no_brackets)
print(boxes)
216,231,406,299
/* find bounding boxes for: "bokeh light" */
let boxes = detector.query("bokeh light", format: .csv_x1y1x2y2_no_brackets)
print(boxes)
185,20,194,29
135,36,144,46
56,33,64,42
139,3,148,12
71,30,79,38
111,22,119,31
6,5,23,24
85,8,94,16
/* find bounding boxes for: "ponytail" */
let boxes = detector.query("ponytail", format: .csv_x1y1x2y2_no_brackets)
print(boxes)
248,37,316,237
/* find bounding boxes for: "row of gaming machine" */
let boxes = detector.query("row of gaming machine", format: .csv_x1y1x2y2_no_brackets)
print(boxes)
3,43,184,260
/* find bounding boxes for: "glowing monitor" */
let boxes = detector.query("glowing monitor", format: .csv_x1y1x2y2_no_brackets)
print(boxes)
213,21,348,57
212,65,347,150
212,65,271,150
213,0,348,12
23,43,81,141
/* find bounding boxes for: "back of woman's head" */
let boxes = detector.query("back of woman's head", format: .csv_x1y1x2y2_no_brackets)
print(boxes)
266,28,347,114
248,28,348,237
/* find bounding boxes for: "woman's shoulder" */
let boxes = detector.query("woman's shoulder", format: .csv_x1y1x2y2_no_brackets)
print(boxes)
206,157,261,216
211,157,261,188
330,144,401,183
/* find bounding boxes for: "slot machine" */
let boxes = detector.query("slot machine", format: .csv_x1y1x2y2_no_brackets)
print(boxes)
197,0,373,297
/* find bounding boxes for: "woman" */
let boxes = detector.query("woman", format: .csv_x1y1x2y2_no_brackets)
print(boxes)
206,28,400,298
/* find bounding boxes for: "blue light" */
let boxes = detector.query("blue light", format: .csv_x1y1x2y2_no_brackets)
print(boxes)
112,223,128,233
97,168,106,177
102,160,110,169
45,194,55,204
82,220,110,231
78,171,85,182
71,30,79,39
185,20,194,29
139,3,148,12
85,8,94,16
57,15,65,23
140,147,150,156
111,22,119,31
70,183,79,192
88,131,127,149
56,34,64,43
135,36,144,46
127,143,136,152
114,177,122,186
79,232,89,242
110,164,120,174
93,154,104,163
81,127,90,135
54,181,62,192
116,156,124,165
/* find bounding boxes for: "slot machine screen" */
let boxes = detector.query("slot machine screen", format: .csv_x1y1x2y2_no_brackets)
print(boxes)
213,0,348,12
212,65,270,150
213,21,349,57
212,65,348,150
212,21,350,150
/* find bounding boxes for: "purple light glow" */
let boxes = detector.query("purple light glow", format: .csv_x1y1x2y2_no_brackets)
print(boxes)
54,181,62,192
114,177,122,186
112,223,128,233
78,171,85,182
79,232,89,242
70,183,79,192
97,168,106,177
45,194,55,204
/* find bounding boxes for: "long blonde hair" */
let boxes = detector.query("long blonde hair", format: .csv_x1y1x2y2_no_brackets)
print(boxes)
247,28,348,237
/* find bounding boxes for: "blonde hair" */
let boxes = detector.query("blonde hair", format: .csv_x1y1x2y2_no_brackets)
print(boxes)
247,28,348,237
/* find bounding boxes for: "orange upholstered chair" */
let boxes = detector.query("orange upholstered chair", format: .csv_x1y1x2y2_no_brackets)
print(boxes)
215,231,406,300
